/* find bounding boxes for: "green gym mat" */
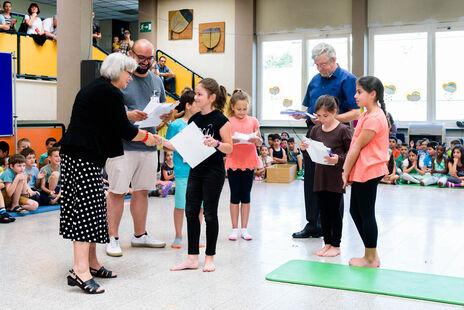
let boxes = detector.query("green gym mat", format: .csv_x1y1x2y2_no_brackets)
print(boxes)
265,260,464,306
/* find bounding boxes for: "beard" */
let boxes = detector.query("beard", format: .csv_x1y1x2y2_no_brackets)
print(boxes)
135,62,152,74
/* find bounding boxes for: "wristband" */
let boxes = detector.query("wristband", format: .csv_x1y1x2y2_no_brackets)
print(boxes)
214,140,221,149
141,130,149,143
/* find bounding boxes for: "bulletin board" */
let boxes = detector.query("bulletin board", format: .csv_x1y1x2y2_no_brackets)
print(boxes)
0,52,13,137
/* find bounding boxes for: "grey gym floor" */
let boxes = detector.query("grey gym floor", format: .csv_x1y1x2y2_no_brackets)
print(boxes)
1,180,463,309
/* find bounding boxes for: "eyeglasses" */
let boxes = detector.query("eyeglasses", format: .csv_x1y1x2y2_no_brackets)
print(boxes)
124,32,130,35
132,51,155,62
314,61,331,68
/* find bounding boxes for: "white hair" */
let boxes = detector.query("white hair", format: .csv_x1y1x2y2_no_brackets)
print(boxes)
311,42,336,60
100,53,137,82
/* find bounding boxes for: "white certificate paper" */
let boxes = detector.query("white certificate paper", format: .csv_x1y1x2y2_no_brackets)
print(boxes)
233,131,257,145
135,97,178,128
304,138,334,165
169,122,216,168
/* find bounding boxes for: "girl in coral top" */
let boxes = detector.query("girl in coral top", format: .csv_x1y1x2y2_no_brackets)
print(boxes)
342,76,389,268
225,89,263,241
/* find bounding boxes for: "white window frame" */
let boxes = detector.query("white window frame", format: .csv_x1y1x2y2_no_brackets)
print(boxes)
257,31,352,127
369,22,464,129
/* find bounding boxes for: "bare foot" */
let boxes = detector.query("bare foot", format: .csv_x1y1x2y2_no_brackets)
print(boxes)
322,246,340,257
349,256,380,268
170,257,199,271
316,244,331,256
203,255,215,272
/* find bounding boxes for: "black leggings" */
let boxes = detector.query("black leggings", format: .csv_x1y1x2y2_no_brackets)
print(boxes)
349,176,383,248
185,169,225,256
227,169,254,204
316,191,343,247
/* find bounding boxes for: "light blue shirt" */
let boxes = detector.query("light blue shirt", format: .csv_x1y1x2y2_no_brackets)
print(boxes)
0,15,5,24
25,166,39,189
166,119,190,178
0,168,15,183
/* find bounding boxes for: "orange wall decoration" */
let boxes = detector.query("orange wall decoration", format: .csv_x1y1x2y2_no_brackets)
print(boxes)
0,127,63,157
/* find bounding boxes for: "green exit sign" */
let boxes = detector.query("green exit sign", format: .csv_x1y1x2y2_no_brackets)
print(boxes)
140,21,152,33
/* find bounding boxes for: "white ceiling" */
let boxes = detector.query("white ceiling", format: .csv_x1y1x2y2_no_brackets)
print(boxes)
35,0,139,22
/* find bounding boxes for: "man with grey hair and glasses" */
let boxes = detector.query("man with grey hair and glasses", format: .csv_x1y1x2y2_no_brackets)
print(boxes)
292,42,359,239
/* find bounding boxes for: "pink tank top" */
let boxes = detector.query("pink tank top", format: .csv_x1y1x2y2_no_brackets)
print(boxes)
225,116,260,171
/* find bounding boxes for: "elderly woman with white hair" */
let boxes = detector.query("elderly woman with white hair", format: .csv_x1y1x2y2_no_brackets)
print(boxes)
59,53,158,294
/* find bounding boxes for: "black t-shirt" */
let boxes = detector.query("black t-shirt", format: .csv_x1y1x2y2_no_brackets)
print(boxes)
161,162,175,181
188,110,228,174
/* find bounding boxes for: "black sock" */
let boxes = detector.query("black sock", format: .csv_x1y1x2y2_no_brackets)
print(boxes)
134,232,147,238
114,237,119,240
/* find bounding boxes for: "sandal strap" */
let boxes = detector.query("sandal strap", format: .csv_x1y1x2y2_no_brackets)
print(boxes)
82,278,101,293
90,266,113,277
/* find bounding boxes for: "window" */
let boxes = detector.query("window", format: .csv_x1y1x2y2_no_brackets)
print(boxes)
435,31,464,120
260,40,302,122
307,37,350,83
372,32,428,122
370,24,464,127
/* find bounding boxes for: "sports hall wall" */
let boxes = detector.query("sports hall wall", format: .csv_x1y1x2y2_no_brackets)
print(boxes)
156,0,236,92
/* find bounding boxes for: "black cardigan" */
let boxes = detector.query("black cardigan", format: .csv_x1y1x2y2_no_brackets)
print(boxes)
60,77,139,167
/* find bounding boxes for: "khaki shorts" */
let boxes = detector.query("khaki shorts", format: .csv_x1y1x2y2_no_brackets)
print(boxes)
2,189,30,208
106,150,157,194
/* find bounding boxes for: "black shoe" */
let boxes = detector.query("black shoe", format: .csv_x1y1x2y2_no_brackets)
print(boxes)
292,228,312,238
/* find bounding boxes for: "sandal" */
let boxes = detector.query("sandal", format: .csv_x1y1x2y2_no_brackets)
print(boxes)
10,206,28,216
0,213,15,223
67,269,105,294
90,266,117,278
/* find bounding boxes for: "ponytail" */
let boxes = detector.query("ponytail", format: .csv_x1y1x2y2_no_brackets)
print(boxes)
357,76,387,116
198,78,227,112
227,89,250,117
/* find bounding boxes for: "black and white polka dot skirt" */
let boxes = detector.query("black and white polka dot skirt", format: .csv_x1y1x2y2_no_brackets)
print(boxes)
59,153,109,244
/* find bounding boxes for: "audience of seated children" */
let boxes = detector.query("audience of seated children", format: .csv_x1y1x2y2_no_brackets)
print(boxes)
0,141,9,159
0,177,15,223
38,137,56,169
287,137,304,176
149,150,175,198
423,141,438,172
255,145,272,180
401,148,428,184
389,136,400,159
0,157,7,174
420,144,449,187
0,154,39,214
381,149,400,185
446,144,464,187
269,134,287,164
20,148,47,202
39,147,61,205
447,139,461,158
17,138,31,153
395,144,409,177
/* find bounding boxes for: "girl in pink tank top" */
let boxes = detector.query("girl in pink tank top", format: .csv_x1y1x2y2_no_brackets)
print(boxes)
225,90,262,241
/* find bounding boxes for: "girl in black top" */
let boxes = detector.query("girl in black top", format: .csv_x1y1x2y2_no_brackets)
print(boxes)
59,53,158,294
169,78,232,272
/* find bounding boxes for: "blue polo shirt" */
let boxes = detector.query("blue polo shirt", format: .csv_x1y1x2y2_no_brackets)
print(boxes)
157,64,171,74
302,65,358,116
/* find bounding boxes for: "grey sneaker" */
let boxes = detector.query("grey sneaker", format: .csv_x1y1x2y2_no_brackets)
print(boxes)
171,236,182,248
131,232,166,248
106,236,123,257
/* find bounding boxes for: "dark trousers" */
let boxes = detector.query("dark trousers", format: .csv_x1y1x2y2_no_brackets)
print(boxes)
302,124,321,234
185,169,225,256
163,77,176,94
227,168,254,204
316,191,343,247
349,176,383,248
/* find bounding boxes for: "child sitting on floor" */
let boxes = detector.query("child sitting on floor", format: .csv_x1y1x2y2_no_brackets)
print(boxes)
446,144,464,187
287,137,304,176
420,144,448,187
401,148,428,184
255,145,272,180
395,144,409,176
381,149,399,184
39,147,61,205
270,134,287,164
149,150,175,197
423,142,438,172
0,154,39,214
